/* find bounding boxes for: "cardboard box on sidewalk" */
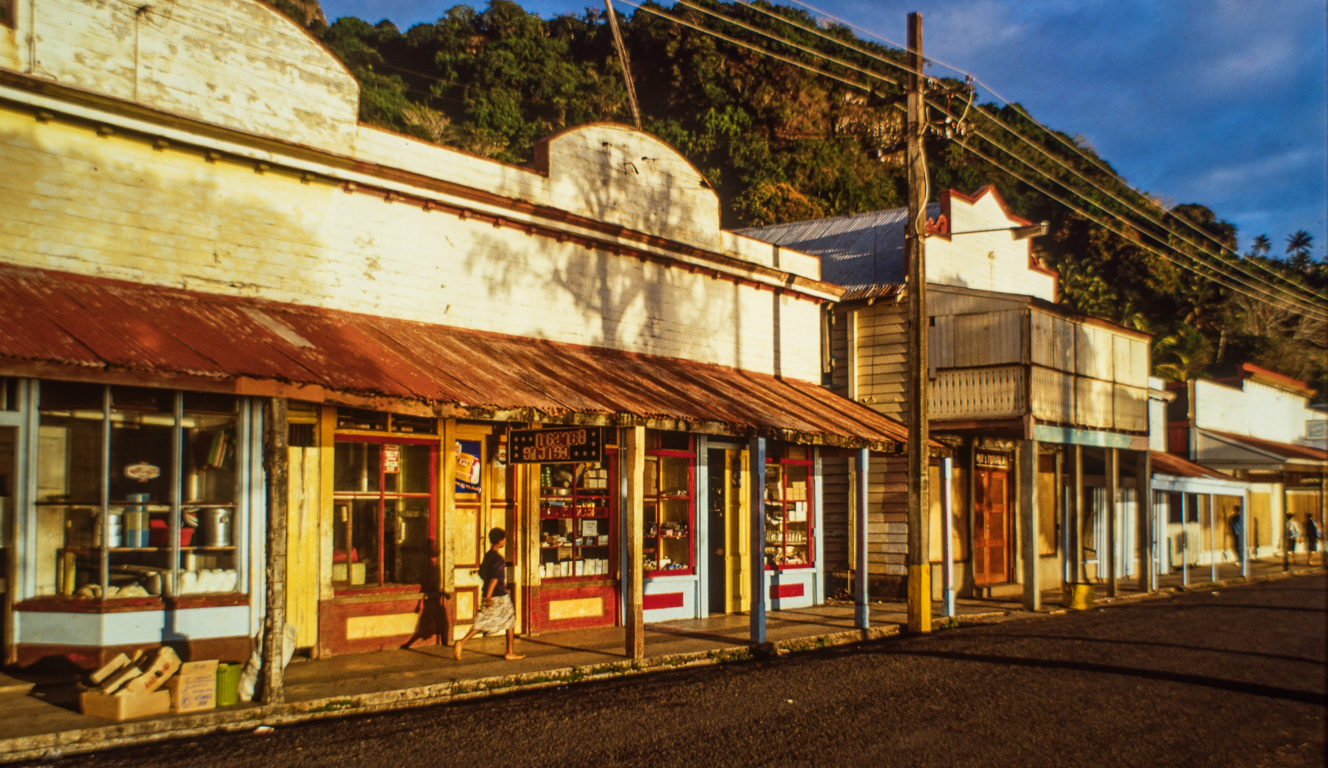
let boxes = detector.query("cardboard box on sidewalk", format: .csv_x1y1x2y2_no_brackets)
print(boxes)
166,660,219,713
80,689,171,721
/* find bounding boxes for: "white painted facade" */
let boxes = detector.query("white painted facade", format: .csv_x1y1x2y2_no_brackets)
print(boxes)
0,0,826,384
927,188,1057,302
1194,378,1319,447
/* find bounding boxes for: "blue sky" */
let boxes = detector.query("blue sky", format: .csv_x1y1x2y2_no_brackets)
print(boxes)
320,0,1328,260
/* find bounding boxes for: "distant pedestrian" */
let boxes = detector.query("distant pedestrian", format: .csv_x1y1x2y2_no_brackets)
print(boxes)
454,527,524,661
1285,515,1301,565
1306,517,1321,566
1227,507,1243,562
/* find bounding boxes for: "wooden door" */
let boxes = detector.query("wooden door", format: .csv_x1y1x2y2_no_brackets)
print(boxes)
973,468,1011,585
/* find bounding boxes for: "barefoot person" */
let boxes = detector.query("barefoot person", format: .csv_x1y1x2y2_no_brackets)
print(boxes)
454,528,524,661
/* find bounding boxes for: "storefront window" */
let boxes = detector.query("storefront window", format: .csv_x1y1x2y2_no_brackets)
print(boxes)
332,438,436,588
643,434,694,576
34,382,246,599
764,459,813,568
539,460,614,579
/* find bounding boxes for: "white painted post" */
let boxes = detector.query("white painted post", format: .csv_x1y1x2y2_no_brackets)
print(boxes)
943,456,955,618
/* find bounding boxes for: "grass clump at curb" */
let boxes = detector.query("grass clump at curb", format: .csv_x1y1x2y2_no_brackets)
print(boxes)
706,648,751,663
308,699,360,714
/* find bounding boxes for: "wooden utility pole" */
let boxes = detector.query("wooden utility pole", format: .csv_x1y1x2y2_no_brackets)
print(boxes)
624,426,646,659
605,0,642,130
261,397,289,704
904,11,931,635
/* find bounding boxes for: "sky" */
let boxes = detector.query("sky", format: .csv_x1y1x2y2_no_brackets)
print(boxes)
318,0,1328,261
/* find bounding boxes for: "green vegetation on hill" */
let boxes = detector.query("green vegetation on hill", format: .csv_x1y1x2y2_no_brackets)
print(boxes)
283,0,1328,397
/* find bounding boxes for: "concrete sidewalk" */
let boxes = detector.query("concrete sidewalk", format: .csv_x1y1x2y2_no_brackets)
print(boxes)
0,559,1321,763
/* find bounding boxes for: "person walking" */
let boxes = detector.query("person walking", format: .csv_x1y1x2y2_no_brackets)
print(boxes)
454,527,525,661
1227,506,1243,563
1285,514,1301,565
1306,516,1321,566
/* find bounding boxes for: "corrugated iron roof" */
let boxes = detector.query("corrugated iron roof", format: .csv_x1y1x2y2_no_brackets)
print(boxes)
737,204,939,292
1149,451,1233,481
1204,430,1328,464
0,265,910,447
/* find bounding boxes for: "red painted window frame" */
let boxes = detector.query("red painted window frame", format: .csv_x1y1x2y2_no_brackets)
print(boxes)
644,437,696,578
764,457,815,571
331,434,438,590
538,452,617,582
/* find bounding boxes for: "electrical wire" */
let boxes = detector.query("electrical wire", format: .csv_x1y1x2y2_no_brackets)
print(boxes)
728,0,1328,307
762,0,1324,299
626,1,1325,318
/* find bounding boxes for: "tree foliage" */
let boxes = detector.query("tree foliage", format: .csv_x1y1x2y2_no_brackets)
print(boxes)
311,0,1327,398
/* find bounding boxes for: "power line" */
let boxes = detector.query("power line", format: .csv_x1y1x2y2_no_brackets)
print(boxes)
726,0,1328,309
763,0,1324,300
626,1,1325,318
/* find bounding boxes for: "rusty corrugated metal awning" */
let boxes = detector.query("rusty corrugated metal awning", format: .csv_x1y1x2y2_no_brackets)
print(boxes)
1149,451,1231,481
0,265,909,448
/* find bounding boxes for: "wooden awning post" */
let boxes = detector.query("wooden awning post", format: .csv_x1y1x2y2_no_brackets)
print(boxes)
1135,451,1152,592
1019,439,1040,611
624,426,646,660
1105,447,1118,597
260,397,289,705
749,436,767,645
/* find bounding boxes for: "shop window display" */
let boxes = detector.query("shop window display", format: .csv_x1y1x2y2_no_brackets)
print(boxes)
764,459,813,568
332,438,436,588
539,460,614,579
34,382,245,599
643,435,694,576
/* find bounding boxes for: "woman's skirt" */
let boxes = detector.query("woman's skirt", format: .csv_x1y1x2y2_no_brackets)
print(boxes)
472,593,516,635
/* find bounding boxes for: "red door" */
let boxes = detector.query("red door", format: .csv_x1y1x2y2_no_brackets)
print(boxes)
973,468,1011,585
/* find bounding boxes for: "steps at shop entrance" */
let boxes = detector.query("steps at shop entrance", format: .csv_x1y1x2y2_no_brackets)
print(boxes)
975,582,1023,600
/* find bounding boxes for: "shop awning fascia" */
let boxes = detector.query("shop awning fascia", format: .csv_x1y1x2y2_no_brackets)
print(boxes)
1195,429,1328,471
0,265,912,450
1149,451,1248,495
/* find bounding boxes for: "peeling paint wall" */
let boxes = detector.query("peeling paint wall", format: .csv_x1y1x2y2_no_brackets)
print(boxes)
6,0,358,153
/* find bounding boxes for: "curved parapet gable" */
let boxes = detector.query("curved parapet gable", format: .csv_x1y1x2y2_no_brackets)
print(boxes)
10,0,358,152
536,124,723,252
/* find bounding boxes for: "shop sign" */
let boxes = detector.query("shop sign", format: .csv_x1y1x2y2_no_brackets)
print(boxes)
384,444,400,473
124,462,161,481
976,451,1010,470
511,427,603,464
456,440,482,494
1286,472,1325,489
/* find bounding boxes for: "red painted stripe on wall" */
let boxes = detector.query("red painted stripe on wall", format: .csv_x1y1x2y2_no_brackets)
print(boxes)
770,582,805,599
643,592,686,611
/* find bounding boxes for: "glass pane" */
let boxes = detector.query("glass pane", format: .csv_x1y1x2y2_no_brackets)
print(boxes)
390,414,436,435
336,408,388,431
390,499,432,587
660,456,689,497
184,408,237,506
333,500,381,586
34,505,91,597
109,388,174,506
657,431,690,452
398,444,432,495
334,442,381,493
490,439,509,501
37,417,102,505
39,380,103,414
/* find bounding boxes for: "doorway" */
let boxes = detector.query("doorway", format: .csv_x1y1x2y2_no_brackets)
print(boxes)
973,467,1011,585
0,426,14,664
707,448,748,615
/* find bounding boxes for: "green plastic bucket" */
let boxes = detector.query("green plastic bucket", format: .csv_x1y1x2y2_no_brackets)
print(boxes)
215,662,242,707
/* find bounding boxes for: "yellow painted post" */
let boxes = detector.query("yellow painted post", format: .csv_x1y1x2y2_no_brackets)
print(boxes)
623,426,646,659
439,418,457,644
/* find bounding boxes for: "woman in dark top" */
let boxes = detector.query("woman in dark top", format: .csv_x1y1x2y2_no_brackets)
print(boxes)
454,527,524,661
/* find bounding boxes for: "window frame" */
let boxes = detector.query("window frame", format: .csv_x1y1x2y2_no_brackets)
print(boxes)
764,457,815,570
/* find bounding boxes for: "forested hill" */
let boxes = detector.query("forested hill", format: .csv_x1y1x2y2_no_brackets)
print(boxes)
266,0,1327,397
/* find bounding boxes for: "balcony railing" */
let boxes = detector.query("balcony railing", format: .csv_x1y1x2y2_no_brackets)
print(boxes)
931,365,1147,432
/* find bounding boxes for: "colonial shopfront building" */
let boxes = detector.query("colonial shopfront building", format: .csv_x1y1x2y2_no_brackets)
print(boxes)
0,0,907,668
743,186,1154,610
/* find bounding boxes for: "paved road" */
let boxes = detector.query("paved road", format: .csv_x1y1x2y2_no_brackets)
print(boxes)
25,575,1327,767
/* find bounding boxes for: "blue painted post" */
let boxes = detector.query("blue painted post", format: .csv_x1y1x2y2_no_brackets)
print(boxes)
1240,490,1249,579
1181,493,1189,587
749,436,766,645
854,448,869,629
943,456,955,618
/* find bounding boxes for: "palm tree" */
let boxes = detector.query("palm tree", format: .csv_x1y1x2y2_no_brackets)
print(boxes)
1286,230,1314,272
1248,234,1271,259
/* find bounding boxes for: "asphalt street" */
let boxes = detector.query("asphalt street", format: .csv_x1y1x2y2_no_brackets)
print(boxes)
23,574,1327,767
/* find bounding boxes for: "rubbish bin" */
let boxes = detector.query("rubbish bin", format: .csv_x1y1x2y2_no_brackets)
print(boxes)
215,662,242,707
1063,583,1095,610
